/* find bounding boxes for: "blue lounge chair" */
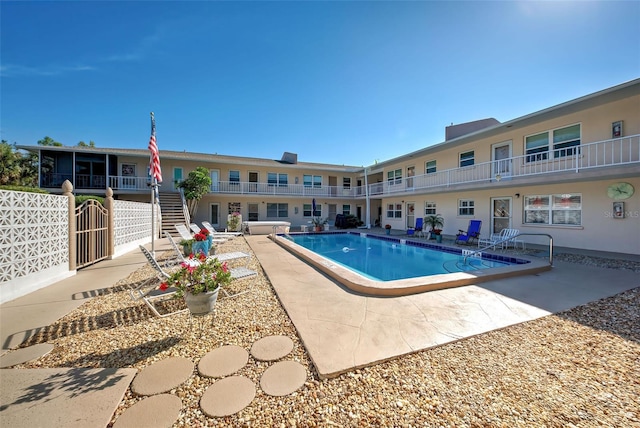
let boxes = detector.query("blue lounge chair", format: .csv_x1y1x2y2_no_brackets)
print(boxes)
455,220,482,245
407,217,424,236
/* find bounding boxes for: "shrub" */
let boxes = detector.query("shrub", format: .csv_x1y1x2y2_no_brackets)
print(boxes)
0,185,49,194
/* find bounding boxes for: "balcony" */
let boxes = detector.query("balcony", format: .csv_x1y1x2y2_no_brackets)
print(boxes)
369,134,640,196
102,134,638,197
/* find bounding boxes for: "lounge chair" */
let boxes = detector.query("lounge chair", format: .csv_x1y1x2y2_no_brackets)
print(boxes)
163,231,257,298
133,245,188,318
478,229,507,250
408,217,424,237
455,220,482,245
189,223,229,242
164,231,251,265
175,223,194,241
202,221,243,237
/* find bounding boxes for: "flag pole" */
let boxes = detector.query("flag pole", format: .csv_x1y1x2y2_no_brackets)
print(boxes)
150,112,157,257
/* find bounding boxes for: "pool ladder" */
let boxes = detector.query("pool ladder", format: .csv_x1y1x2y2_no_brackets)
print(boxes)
463,232,554,266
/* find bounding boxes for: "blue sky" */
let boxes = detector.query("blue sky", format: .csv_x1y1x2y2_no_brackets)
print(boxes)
2,1,639,167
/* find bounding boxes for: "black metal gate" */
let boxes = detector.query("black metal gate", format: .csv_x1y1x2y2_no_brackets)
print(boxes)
75,199,109,268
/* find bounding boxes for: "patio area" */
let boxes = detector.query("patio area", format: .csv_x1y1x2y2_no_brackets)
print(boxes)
1,233,639,427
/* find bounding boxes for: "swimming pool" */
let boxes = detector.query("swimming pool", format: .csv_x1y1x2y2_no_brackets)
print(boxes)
273,232,551,296
286,233,513,280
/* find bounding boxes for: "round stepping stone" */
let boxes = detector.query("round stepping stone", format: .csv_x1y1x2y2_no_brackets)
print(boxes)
131,357,194,396
250,335,293,361
260,360,306,396
0,343,54,368
200,376,255,417
198,345,248,378
113,394,181,428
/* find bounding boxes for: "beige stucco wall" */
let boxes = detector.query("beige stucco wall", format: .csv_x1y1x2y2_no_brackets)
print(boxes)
381,177,640,255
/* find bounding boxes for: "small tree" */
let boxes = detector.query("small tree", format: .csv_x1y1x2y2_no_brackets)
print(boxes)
178,166,212,217
0,141,38,187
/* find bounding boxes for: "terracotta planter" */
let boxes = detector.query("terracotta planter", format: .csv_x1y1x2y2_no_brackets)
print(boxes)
184,288,219,315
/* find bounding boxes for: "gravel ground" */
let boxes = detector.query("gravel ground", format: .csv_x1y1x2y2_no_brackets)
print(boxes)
17,237,640,427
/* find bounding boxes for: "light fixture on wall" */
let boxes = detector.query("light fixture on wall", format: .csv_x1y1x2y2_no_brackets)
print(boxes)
294,207,299,214
515,193,520,198
261,201,265,204
495,174,502,182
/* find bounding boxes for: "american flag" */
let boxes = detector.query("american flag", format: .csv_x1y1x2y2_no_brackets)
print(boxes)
148,112,162,183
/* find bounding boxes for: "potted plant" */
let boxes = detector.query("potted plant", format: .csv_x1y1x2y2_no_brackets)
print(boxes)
384,224,392,235
179,238,194,256
160,253,232,315
192,228,214,255
311,217,327,232
227,212,242,232
424,214,444,242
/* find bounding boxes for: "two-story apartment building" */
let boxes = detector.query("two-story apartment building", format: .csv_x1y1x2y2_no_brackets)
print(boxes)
19,78,640,255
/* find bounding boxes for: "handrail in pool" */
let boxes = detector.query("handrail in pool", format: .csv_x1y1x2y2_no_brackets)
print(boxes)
464,233,554,266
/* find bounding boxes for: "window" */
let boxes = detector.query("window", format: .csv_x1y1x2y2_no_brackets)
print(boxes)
425,201,436,215
247,203,259,221
267,172,288,186
343,177,351,189
524,193,582,225
342,204,351,215
267,203,288,218
526,124,581,162
525,132,549,162
303,175,322,188
228,202,241,214
387,169,402,185
425,160,437,174
303,204,322,217
459,151,475,167
386,203,402,218
458,199,475,216
553,124,581,158
229,170,240,183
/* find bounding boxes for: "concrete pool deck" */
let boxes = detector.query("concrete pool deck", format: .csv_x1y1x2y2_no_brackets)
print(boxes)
246,235,639,379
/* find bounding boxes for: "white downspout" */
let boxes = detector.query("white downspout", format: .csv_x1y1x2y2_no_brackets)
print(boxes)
364,167,371,229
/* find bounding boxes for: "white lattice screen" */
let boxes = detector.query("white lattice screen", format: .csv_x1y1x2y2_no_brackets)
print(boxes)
113,200,157,247
0,190,69,283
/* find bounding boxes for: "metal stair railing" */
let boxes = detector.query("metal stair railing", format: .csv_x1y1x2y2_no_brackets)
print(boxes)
178,188,190,225
463,232,554,266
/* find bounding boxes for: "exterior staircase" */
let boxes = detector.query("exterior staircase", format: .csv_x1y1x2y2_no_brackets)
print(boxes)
158,192,187,235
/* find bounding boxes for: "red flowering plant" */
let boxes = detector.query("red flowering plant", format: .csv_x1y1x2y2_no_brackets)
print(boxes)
194,228,210,241
160,252,232,297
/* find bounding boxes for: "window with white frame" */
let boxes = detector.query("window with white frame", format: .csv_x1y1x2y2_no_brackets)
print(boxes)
524,193,582,225
553,124,581,158
229,170,240,183
303,174,322,188
386,203,402,218
342,204,351,215
343,177,351,189
303,203,322,217
425,160,437,174
425,201,436,215
387,169,402,185
228,202,241,214
526,124,581,162
459,151,475,167
458,199,474,216
266,203,288,218
267,172,288,186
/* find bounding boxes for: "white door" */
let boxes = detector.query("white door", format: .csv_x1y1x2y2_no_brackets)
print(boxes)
490,197,512,235
406,202,415,229
210,169,219,192
492,141,512,179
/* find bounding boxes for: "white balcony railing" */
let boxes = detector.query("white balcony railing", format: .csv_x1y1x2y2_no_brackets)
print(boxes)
105,135,639,196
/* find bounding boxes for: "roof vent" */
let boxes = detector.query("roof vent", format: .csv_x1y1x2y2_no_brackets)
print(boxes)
280,152,298,164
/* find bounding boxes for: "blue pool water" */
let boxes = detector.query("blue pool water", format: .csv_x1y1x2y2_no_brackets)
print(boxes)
285,233,513,281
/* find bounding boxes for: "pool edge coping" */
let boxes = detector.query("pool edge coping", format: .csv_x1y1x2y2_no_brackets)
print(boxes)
271,232,552,297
